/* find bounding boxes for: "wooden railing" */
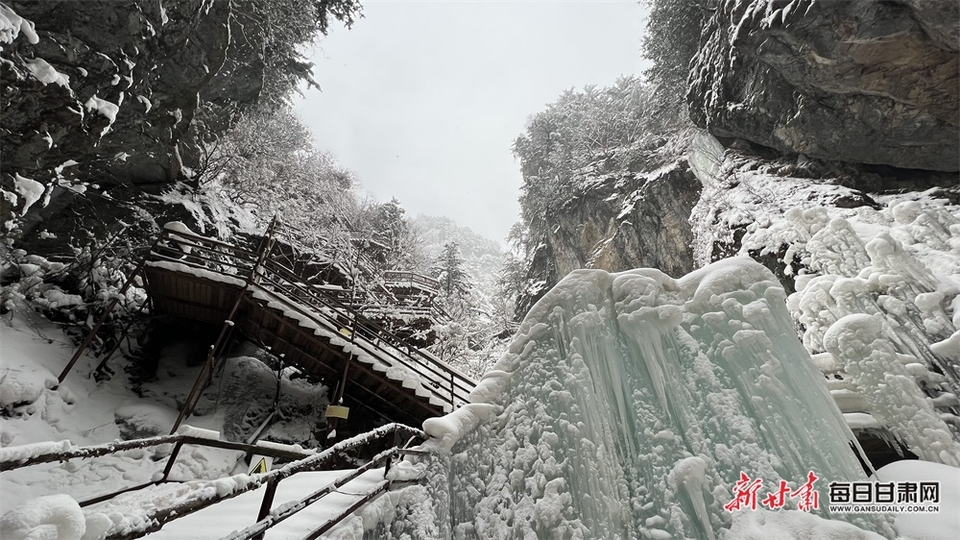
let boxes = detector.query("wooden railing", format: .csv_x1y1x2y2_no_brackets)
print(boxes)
0,424,426,540
147,226,475,411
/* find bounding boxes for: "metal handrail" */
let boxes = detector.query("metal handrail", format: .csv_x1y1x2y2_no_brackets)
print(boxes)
257,258,475,400
221,447,398,540
382,270,441,291
1,424,426,540
105,424,423,540
253,269,472,409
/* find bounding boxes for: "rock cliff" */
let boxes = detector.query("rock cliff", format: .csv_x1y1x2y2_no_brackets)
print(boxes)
0,0,249,187
688,0,959,172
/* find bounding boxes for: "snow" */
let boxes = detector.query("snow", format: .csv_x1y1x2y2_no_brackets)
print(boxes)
0,440,73,465
142,468,386,539
823,314,960,465
255,440,306,454
0,494,86,540
177,425,221,440
13,173,44,215
726,507,886,540
83,95,120,135
247,285,461,411
688,133,960,444
421,403,498,454
326,484,440,540
146,260,247,287
931,331,960,360
0,310,416,539
83,96,119,123
874,460,960,540
0,3,38,45
136,95,152,113
24,57,70,88
0,364,58,409
38,289,83,309
844,413,881,430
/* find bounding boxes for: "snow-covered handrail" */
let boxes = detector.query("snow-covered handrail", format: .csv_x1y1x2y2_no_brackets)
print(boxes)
97,423,425,540
257,257,475,404
0,432,311,473
382,270,441,292
220,447,398,540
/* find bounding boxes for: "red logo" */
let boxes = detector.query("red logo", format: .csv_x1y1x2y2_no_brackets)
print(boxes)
724,471,820,512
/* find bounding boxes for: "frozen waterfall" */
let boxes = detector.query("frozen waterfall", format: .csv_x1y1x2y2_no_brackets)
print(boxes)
415,257,895,539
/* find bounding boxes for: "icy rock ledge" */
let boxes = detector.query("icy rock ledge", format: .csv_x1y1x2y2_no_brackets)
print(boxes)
427,257,896,539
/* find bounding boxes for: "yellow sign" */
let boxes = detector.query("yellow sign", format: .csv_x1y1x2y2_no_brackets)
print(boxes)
248,455,272,475
326,405,350,420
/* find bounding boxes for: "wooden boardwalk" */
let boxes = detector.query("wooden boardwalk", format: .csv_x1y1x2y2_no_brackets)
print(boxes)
139,225,475,429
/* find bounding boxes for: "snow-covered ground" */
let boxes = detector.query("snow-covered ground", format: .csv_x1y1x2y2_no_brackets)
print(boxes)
0,311,380,539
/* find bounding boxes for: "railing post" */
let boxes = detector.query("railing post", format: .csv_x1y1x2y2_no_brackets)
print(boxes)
159,440,185,482
254,477,281,540
450,370,456,409
170,350,215,434
170,235,276,434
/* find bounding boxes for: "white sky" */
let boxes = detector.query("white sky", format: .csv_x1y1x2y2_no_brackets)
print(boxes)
293,0,650,244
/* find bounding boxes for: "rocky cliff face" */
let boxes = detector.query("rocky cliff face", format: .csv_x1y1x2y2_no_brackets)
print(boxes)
545,161,700,279
688,0,959,172
0,0,257,189
512,157,702,318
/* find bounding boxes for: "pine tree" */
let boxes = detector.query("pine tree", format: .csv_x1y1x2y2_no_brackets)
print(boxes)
641,0,714,113
430,242,471,305
368,198,414,270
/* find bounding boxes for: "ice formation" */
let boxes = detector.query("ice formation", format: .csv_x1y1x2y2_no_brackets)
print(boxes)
420,257,895,539
688,133,960,462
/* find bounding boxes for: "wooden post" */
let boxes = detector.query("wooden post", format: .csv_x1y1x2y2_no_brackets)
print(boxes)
58,236,160,383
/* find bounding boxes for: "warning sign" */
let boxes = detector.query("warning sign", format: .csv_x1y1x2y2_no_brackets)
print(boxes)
248,455,273,475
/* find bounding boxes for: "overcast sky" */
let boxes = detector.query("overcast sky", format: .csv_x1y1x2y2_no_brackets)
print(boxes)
293,0,650,244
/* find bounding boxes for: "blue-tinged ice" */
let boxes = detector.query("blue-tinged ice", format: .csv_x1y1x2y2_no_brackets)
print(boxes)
415,257,896,539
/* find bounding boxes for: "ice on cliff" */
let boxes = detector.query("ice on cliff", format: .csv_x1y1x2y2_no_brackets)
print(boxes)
413,257,896,539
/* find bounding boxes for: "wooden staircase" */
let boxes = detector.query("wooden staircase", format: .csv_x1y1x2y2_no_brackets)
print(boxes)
62,222,476,432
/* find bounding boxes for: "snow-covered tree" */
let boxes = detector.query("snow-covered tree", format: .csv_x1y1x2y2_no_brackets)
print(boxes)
365,197,422,272
430,242,472,309
229,0,364,108
195,105,361,255
509,77,695,320
641,0,714,113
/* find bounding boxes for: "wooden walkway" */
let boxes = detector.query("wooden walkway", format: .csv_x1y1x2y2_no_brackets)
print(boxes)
137,225,475,429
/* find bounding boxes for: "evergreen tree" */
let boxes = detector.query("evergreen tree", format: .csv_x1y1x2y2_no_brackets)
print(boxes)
430,242,471,307
641,0,714,114
368,198,417,270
